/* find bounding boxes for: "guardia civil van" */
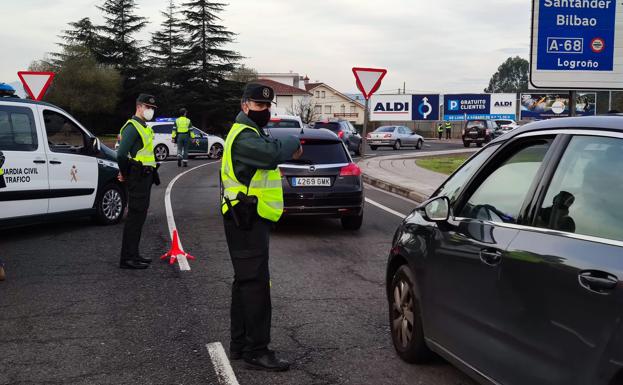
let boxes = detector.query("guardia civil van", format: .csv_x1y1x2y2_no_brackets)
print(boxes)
0,97,126,227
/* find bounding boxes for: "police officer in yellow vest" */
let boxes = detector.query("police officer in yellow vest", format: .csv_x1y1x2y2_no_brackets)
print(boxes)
437,122,444,140
445,121,452,140
221,83,302,371
172,108,195,167
0,151,5,189
116,94,159,269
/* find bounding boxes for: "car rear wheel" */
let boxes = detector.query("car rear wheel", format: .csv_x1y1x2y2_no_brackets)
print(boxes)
209,143,223,159
355,141,363,156
393,140,401,151
154,144,169,161
463,141,470,147
94,183,126,225
341,212,363,230
416,140,423,149
390,265,432,363
476,142,483,147
370,145,378,151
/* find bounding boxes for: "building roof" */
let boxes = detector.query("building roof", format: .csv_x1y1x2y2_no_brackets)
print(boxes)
305,82,365,108
255,78,311,96
305,83,323,91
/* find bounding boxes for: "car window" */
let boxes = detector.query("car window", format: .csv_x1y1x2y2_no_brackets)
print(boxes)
536,136,623,242
43,110,88,154
466,121,486,130
266,119,301,129
192,128,204,137
435,144,499,205
459,139,551,223
153,124,173,134
0,106,38,151
287,140,349,164
375,127,395,133
314,122,341,132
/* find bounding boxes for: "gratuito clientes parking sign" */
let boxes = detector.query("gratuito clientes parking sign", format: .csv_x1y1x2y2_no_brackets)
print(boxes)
530,0,623,89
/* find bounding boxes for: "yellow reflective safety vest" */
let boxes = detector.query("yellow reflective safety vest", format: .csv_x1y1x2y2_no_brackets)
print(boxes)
120,119,156,167
221,123,284,222
0,168,3,176
437,124,444,133
172,116,195,139
445,122,452,129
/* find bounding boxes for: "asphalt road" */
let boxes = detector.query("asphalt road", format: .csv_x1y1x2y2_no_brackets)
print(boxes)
358,139,465,158
0,156,476,385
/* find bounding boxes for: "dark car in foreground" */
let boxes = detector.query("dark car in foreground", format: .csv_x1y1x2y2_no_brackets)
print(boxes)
266,127,364,230
386,116,623,385
312,120,363,156
462,119,496,147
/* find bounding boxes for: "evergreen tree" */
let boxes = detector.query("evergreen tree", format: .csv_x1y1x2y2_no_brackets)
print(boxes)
97,0,148,76
49,18,103,67
484,56,529,93
150,0,185,88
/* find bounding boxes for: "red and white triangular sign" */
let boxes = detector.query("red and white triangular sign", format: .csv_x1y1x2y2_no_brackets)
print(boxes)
17,71,55,101
352,67,387,100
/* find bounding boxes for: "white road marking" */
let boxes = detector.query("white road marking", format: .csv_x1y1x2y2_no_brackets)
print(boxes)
365,197,408,219
164,161,218,271
206,342,240,385
365,183,418,204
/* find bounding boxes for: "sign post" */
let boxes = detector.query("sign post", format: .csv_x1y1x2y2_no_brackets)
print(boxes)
17,71,55,101
530,0,622,90
352,67,387,156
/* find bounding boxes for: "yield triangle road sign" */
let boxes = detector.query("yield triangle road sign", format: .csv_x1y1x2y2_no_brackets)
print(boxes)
352,67,387,100
17,71,55,101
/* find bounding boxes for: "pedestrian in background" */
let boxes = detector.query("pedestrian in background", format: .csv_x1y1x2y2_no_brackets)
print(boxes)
437,122,444,140
221,83,303,371
172,108,195,167
445,121,452,140
116,94,160,270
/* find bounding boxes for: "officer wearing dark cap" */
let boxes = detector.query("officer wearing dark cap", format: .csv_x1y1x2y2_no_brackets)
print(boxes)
116,94,159,269
220,83,303,371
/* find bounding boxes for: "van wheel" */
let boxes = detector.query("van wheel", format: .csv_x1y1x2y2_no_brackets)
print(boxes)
154,144,169,161
416,140,423,149
463,141,470,147
209,143,223,159
390,265,432,363
355,142,363,156
94,183,126,225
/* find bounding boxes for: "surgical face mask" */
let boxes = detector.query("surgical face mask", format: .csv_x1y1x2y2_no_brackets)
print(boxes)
143,108,155,121
247,108,271,128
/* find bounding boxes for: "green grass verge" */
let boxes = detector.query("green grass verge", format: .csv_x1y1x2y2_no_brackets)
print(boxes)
416,154,470,175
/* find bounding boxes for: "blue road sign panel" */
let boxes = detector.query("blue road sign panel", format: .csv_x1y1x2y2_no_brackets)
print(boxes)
412,94,440,120
536,0,616,72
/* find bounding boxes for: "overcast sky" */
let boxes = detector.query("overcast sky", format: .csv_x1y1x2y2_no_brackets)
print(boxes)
3,0,531,94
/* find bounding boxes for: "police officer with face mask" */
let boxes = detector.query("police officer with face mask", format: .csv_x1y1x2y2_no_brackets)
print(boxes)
221,83,303,371
116,94,159,269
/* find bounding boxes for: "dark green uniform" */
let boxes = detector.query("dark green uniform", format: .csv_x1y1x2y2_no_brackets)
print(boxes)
117,116,155,266
224,111,299,356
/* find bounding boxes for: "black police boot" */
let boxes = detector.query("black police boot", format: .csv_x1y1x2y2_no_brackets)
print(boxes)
119,260,149,269
243,351,290,372
177,159,182,167
136,256,152,264
229,350,242,360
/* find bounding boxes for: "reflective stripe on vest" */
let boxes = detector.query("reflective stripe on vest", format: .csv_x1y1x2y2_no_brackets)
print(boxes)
445,122,452,129
0,168,3,176
221,123,284,222
120,119,156,167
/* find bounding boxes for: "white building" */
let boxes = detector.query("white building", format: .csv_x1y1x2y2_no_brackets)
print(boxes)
305,82,366,126
255,78,312,116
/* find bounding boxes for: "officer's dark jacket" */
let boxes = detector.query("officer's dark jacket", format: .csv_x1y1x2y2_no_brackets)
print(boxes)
116,115,147,174
231,112,300,186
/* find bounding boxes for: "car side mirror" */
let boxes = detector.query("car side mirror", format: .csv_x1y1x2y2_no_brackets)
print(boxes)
89,137,101,154
419,196,450,222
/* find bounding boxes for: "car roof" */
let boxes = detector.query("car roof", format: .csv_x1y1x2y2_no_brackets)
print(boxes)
266,127,339,141
490,115,623,145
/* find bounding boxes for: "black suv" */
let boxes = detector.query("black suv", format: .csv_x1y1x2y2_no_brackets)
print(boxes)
266,127,364,230
312,120,363,155
462,119,496,147
386,116,623,385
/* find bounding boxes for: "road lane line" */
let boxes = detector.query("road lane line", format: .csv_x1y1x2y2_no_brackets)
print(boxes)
365,197,408,219
164,161,219,271
206,342,240,385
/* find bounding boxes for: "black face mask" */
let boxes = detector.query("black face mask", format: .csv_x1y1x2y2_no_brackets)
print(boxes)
247,108,271,128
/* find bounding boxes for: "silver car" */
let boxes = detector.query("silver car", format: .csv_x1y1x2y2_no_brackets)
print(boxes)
367,126,424,150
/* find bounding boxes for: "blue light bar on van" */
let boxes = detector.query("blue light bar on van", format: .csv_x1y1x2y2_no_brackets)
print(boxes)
156,117,176,122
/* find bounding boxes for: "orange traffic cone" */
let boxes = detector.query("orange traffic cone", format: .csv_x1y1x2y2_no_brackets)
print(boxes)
160,229,196,265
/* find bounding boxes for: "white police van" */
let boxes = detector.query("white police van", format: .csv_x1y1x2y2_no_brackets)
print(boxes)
0,97,126,227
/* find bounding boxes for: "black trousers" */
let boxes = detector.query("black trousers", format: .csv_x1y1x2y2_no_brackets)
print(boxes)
120,172,153,262
438,131,443,140
446,129,451,139
223,214,272,354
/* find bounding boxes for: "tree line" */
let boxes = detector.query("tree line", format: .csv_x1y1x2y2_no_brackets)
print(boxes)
31,0,256,136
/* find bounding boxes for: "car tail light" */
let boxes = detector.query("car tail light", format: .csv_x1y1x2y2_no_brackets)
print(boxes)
338,131,344,138
340,163,361,176
270,118,281,122
485,129,491,136
384,134,392,138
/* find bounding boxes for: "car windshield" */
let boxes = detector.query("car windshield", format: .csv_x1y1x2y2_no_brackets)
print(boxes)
266,119,301,128
375,127,395,133
466,121,486,129
284,140,349,164
314,122,341,131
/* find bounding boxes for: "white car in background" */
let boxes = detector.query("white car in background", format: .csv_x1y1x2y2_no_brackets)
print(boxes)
115,120,225,161
495,119,520,133
266,114,305,129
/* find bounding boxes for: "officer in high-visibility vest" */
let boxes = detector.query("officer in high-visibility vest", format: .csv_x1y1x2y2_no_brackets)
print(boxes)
172,108,195,167
116,94,159,269
221,83,302,371
437,122,444,140
0,151,5,189
445,121,452,140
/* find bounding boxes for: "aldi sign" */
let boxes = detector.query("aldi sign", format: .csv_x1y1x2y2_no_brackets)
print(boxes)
369,94,441,121
443,94,516,121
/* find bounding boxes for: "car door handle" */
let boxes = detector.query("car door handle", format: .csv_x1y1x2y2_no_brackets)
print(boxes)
49,160,62,165
33,160,46,164
479,249,502,266
579,271,618,293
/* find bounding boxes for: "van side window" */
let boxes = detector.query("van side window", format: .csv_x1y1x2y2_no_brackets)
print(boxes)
153,124,173,134
0,107,38,151
43,110,87,154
